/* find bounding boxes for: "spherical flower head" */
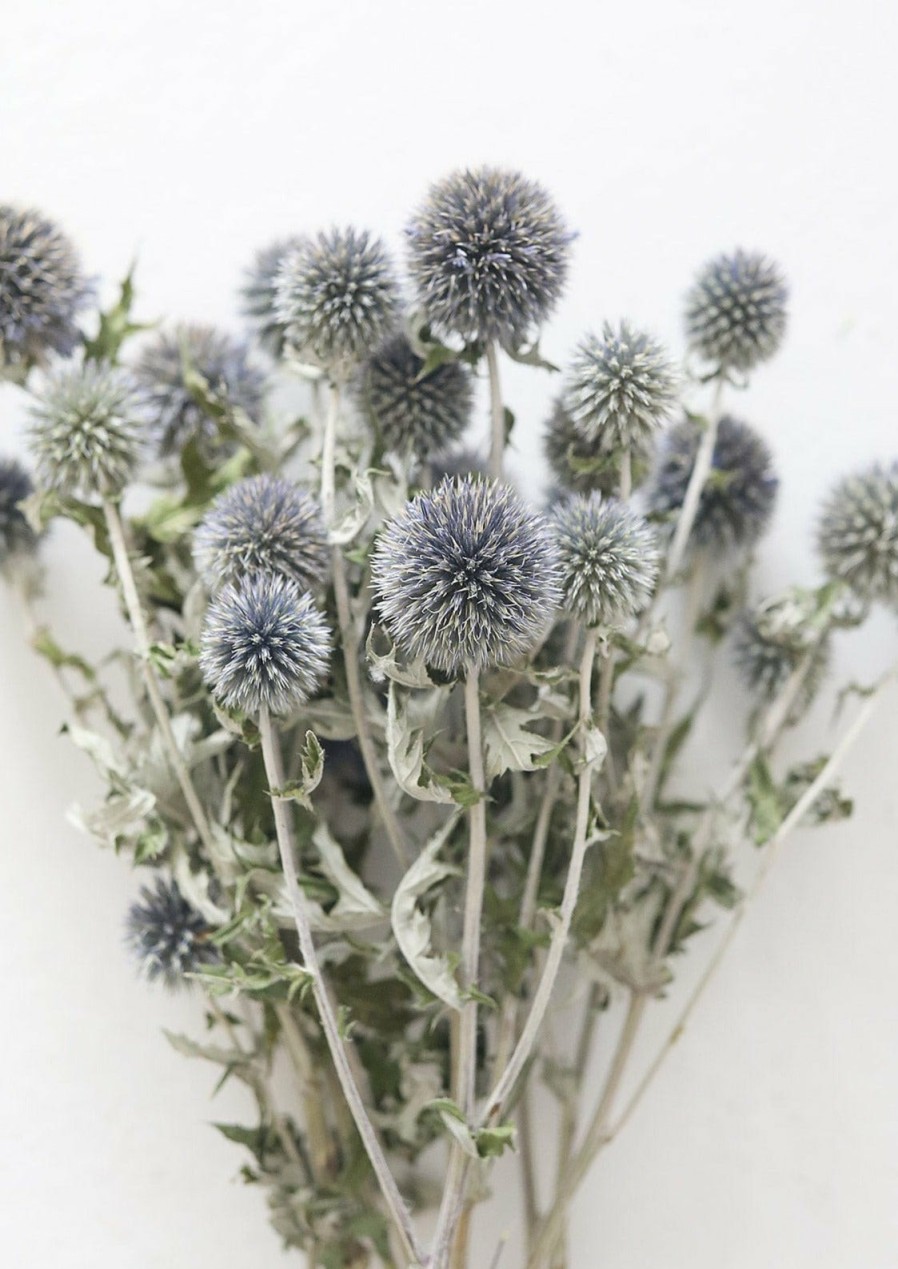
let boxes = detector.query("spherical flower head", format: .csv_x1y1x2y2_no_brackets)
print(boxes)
275,227,400,379
371,475,561,677
126,876,218,989
355,332,473,462
240,236,305,358
199,573,331,716
563,322,679,452
550,493,659,626
29,362,142,498
648,415,778,553
544,396,650,497
0,204,92,378
134,324,266,457
733,591,830,717
405,166,573,347
685,249,788,373
193,474,329,593
817,462,898,604
0,456,39,565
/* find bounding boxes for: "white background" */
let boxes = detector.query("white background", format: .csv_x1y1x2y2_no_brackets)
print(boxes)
3,2,898,1266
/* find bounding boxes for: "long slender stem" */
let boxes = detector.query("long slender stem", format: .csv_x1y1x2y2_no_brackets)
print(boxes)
430,667,489,1269
102,499,217,858
481,628,599,1127
274,1001,335,1180
518,1081,539,1246
257,705,423,1267
663,376,725,583
486,341,505,480
320,381,339,527
618,449,632,501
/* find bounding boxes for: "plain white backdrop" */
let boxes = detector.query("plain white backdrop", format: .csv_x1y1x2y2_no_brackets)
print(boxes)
3,2,898,1266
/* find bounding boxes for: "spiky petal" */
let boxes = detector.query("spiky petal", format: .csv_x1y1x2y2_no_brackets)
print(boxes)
355,332,473,462
240,236,305,358
648,415,778,553
126,876,218,990
199,573,331,716
551,493,659,626
29,363,142,498
0,456,39,564
371,476,561,676
193,474,329,593
0,204,92,378
405,166,573,347
563,322,679,452
685,249,788,373
134,324,266,457
817,463,898,605
275,228,399,379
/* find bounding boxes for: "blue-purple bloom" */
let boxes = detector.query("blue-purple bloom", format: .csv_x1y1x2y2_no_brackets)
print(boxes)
126,876,218,989
551,494,659,626
685,250,788,373
240,236,305,358
817,462,898,605
0,456,38,564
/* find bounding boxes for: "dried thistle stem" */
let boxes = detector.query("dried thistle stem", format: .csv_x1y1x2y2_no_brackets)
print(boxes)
487,340,505,479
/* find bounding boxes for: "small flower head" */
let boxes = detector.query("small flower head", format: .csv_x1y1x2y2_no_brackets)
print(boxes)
193,474,329,593
134,324,266,457
544,396,650,497
240,236,305,358
29,362,141,497
356,332,473,462
275,228,400,378
817,462,898,604
0,204,92,377
126,876,218,989
199,573,331,715
563,322,679,452
0,457,39,564
371,476,561,677
551,493,659,626
648,415,778,553
733,591,830,717
405,166,573,347
685,249,788,373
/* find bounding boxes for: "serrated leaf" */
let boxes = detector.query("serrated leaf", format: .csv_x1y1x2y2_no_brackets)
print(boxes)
386,682,453,803
273,731,324,808
747,753,784,846
366,628,437,688
482,704,557,781
391,814,463,1010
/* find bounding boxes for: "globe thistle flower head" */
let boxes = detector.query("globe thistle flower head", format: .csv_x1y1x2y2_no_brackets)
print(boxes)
134,324,266,457
371,475,562,677
563,322,679,452
275,228,400,379
405,166,573,347
0,457,39,565
544,396,650,497
733,591,830,717
685,249,788,373
240,236,305,358
356,332,473,463
551,493,659,626
648,415,778,553
199,573,331,716
125,876,218,990
0,204,92,377
29,362,142,498
817,462,898,605
193,474,329,593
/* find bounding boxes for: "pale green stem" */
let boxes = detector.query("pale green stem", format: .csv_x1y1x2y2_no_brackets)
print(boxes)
663,376,725,583
257,705,422,1267
619,448,632,501
487,341,505,480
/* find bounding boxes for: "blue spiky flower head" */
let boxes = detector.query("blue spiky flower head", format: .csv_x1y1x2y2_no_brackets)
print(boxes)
371,475,562,676
134,324,266,457
817,462,898,605
199,573,331,716
733,590,831,718
0,456,39,565
240,236,305,358
193,474,329,593
275,228,400,380
29,362,142,498
563,322,679,452
355,332,473,463
405,166,573,348
126,876,218,990
0,204,92,379
648,415,778,554
685,250,788,374
551,494,659,626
